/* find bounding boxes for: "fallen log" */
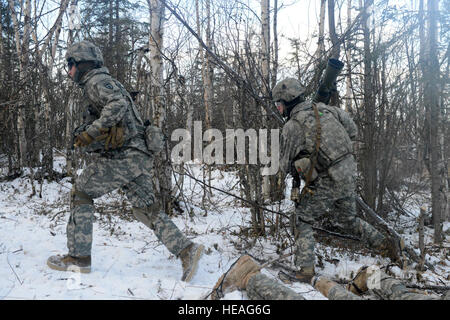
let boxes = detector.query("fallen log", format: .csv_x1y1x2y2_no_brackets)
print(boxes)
356,197,435,271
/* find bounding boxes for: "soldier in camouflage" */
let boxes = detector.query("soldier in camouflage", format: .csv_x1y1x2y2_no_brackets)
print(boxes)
345,266,446,300
47,40,204,282
211,256,449,300
273,78,400,282
211,255,305,300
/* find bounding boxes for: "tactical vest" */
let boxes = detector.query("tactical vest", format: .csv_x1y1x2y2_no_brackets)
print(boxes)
80,68,149,155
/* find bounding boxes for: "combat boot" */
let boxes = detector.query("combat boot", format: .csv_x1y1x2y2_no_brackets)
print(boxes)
211,255,261,300
47,254,91,273
179,243,204,282
295,266,315,283
346,266,369,295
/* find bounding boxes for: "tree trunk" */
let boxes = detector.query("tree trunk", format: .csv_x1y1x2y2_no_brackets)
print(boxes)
328,0,340,59
443,42,450,222
327,0,340,107
198,0,214,202
356,197,435,271
360,0,377,209
148,0,172,214
419,207,426,271
65,0,80,177
8,0,31,170
261,0,270,205
36,0,69,178
269,0,285,209
418,0,426,178
271,0,278,89
316,0,326,64
424,0,443,243
344,0,353,113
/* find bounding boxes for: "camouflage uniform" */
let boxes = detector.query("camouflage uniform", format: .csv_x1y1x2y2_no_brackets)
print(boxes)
211,255,305,300
66,45,192,259
245,271,446,300
345,267,445,300
279,101,386,270
246,273,305,300
313,276,363,300
374,270,441,300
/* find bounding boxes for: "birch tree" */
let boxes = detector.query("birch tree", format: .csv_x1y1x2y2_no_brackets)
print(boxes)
422,0,443,243
148,0,173,214
8,0,31,170
196,0,214,203
344,0,353,113
271,0,278,89
261,0,270,203
65,0,82,176
316,0,327,65
360,0,377,209
35,0,70,177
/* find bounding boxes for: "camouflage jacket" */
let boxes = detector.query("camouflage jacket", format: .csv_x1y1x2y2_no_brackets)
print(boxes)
76,67,149,155
280,101,358,178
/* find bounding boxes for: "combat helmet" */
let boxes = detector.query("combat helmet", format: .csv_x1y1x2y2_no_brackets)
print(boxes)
65,40,103,67
272,78,305,103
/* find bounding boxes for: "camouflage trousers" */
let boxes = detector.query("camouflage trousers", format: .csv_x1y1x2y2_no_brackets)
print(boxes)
375,270,442,300
246,273,305,300
317,271,446,300
67,148,192,257
293,177,385,269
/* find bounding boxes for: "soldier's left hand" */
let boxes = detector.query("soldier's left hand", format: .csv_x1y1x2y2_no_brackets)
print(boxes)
74,131,94,148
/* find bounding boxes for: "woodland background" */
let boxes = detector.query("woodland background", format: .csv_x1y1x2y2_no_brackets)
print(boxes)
0,0,448,248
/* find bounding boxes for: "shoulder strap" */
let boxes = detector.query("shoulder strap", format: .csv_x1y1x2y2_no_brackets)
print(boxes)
300,101,322,197
112,79,144,126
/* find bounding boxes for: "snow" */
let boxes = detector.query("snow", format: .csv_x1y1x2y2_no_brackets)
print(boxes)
0,156,448,300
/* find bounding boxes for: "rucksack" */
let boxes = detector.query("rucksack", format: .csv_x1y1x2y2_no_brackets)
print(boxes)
291,102,353,168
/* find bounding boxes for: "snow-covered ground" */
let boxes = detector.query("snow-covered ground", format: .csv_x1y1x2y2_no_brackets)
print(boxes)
0,157,448,300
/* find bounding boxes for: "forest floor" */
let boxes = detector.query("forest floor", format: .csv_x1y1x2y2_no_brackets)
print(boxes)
0,155,448,300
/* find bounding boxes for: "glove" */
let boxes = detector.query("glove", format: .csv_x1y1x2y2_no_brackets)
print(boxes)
74,131,94,148
100,125,124,150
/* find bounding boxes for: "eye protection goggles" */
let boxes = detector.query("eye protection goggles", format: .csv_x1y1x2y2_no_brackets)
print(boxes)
66,58,76,71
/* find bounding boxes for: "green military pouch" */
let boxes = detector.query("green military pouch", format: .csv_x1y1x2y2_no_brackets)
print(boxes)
144,124,165,155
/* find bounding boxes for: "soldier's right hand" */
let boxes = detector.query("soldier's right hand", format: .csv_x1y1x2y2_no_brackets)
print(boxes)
74,131,94,148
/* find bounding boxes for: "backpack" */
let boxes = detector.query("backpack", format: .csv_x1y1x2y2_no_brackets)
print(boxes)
144,121,165,155
291,102,355,185
292,102,353,168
